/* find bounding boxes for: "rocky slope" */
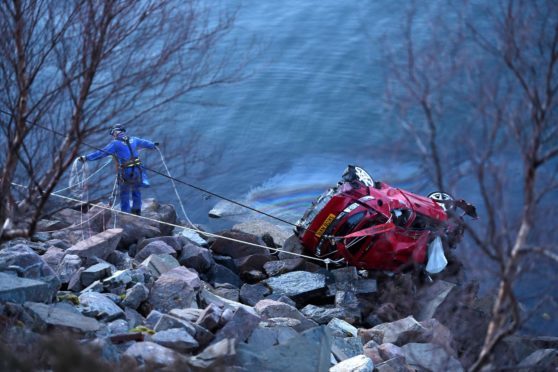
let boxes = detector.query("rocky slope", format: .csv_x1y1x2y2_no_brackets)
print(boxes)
0,199,556,371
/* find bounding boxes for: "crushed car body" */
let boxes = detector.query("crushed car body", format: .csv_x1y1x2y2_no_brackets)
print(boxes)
294,165,477,273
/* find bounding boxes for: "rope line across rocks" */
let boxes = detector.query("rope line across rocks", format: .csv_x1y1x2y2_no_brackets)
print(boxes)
10,182,330,264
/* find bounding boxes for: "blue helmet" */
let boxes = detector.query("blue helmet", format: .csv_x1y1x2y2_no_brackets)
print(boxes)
109,124,126,136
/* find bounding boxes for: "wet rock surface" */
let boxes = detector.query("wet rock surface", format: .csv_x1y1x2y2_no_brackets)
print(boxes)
0,202,543,371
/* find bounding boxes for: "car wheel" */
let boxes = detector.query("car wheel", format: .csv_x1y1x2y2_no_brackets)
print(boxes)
427,191,454,211
343,165,374,187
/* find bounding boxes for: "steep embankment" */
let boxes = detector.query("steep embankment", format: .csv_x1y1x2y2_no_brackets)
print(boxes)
0,199,556,371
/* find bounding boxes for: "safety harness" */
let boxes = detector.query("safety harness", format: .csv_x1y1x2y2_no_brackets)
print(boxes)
117,136,143,185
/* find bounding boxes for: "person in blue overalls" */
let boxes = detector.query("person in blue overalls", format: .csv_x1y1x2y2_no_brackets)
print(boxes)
79,124,158,216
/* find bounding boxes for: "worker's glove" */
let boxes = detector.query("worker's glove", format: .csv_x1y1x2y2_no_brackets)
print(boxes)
78,156,86,162
154,142,160,147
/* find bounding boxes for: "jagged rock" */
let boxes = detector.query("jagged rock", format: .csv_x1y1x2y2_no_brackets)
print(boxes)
80,279,103,294
170,308,203,323
65,228,122,260
46,239,72,250
301,305,348,324
213,283,240,302
188,338,237,370
362,340,383,365
0,244,61,294
210,230,269,259
242,270,267,282
136,236,183,254
277,235,305,260
78,292,124,321
31,231,50,242
414,280,456,321
148,267,201,312
152,328,199,353
57,254,82,284
255,299,318,332
106,250,133,270
375,356,414,372
134,241,176,262
268,294,298,307
122,283,149,309
0,272,53,303
240,283,271,306
330,267,359,288
212,307,261,346
179,242,214,273
108,319,129,334
81,262,114,287
220,308,234,325
235,325,332,372
378,343,405,361
37,218,68,232
264,271,327,305
145,310,164,329
245,326,299,352
260,317,302,329
51,208,82,227
24,301,100,333
354,279,378,295
154,314,197,335
101,270,132,292
234,254,273,274
334,290,361,323
419,318,455,355
232,220,291,247
330,355,374,372
327,318,359,338
41,247,65,272
400,343,463,372
365,316,429,346
113,214,161,248
331,335,365,363
191,322,215,349
263,258,306,277
142,200,177,236
75,205,113,233
518,349,558,370
177,228,208,247
207,263,242,288
212,254,238,274
67,267,85,292
124,341,185,368
125,307,145,328
196,303,223,333
374,303,400,323
140,254,180,279
199,283,261,318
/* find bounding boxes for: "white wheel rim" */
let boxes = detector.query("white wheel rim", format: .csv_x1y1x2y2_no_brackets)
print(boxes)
355,167,373,186
429,192,453,211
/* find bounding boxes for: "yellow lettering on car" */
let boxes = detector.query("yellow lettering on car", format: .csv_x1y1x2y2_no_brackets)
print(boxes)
315,213,336,238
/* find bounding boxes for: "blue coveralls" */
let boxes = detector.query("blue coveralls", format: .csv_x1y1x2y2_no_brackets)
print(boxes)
85,134,156,213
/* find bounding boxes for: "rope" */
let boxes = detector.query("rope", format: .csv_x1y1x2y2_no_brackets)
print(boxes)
36,167,120,234
156,147,195,228
58,158,113,194
0,108,301,229
10,182,329,264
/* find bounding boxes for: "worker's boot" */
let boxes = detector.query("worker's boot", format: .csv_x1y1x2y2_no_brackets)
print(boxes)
131,208,141,216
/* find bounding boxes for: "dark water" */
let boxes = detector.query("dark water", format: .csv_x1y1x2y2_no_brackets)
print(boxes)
139,0,426,228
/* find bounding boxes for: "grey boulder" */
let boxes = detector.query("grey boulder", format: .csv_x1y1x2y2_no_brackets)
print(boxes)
148,267,201,312
65,228,122,260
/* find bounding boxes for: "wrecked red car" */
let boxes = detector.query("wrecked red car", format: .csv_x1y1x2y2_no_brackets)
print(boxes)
294,165,477,273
